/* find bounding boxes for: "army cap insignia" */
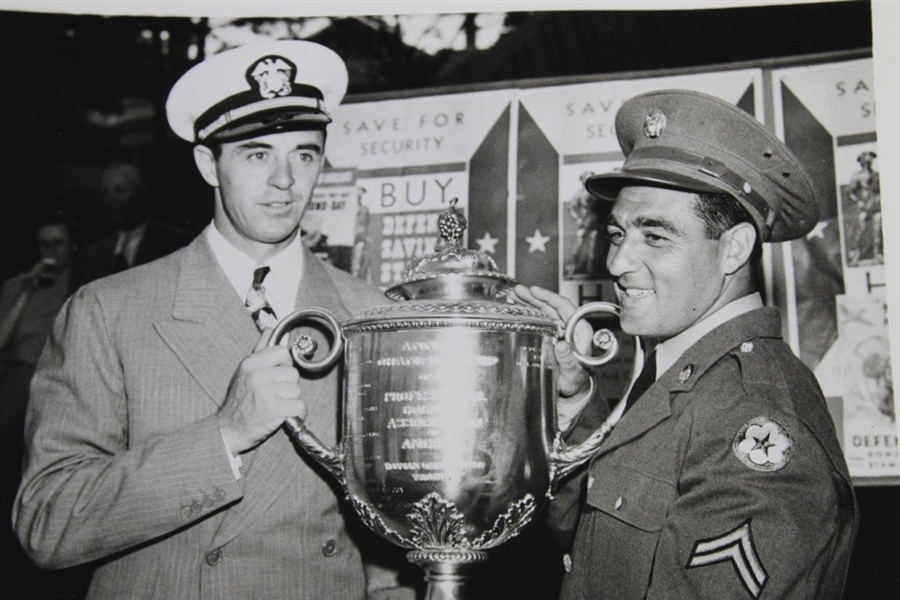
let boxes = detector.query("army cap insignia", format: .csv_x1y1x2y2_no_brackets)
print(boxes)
732,416,793,472
643,108,667,138
247,55,296,99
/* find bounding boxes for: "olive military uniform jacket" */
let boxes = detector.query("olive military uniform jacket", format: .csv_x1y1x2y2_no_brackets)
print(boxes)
548,307,857,599
14,234,407,599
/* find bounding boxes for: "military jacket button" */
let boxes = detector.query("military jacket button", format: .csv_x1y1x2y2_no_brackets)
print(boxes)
206,548,223,566
322,539,338,557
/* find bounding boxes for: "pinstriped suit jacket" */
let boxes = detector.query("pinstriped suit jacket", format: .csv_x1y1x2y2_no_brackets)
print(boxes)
14,234,401,599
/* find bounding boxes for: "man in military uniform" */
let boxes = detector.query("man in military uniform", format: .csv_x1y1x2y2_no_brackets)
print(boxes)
513,90,857,599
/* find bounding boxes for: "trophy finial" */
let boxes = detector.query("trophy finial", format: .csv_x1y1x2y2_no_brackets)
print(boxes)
436,198,467,250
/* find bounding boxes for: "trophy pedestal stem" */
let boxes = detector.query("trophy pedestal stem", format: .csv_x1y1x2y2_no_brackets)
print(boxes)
407,549,488,600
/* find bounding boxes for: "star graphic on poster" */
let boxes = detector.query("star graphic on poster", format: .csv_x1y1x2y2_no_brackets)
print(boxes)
476,231,499,254
526,229,551,253
806,221,829,240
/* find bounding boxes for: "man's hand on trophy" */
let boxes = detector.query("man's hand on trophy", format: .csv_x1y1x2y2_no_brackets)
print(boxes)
509,285,593,402
218,329,308,455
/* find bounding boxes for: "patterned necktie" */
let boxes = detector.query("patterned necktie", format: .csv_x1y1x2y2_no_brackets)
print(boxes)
623,350,656,415
245,266,278,331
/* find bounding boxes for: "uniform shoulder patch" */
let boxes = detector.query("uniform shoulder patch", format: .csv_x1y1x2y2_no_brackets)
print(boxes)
732,416,793,472
687,519,768,598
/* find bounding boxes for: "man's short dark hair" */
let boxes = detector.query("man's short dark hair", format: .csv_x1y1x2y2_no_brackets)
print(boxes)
693,192,763,261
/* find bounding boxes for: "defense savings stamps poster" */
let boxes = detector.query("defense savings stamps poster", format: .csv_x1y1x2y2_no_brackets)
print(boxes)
775,59,897,480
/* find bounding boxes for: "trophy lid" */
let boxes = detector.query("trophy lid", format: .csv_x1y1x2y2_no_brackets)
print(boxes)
385,199,517,302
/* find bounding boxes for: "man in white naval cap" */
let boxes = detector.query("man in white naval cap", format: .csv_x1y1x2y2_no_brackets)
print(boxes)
512,90,857,599
15,41,413,599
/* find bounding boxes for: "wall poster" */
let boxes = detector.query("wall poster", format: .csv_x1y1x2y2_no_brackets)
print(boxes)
516,69,762,399
305,89,515,288
774,58,897,481
304,57,895,482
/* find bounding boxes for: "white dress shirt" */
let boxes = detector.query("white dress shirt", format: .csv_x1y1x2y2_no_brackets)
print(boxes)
205,222,305,321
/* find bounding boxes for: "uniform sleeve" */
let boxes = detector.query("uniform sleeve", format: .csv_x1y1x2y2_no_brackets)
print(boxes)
648,395,855,599
13,288,244,569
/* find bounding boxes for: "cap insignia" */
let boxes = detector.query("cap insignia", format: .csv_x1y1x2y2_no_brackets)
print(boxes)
643,108,667,138
247,55,296,99
732,416,793,472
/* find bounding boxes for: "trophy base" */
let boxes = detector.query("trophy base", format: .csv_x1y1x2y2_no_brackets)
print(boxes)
407,549,488,600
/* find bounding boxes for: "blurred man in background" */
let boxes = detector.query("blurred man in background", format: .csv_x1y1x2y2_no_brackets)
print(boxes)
70,160,191,290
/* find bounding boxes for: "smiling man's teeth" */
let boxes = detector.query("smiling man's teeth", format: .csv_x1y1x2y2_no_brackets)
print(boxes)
625,288,655,298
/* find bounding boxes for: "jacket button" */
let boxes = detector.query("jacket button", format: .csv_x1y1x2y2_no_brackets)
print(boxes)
205,548,223,566
213,488,226,502
203,494,215,508
180,506,192,520
322,539,338,557
190,500,203,514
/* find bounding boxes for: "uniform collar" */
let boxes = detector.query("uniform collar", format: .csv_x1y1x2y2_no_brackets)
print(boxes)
653,293,763,380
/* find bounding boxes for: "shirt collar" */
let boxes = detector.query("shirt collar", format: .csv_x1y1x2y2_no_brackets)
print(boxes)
653,292,763,379
204,221,305,303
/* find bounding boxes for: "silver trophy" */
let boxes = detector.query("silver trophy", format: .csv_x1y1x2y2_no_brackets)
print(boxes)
271,200,639,599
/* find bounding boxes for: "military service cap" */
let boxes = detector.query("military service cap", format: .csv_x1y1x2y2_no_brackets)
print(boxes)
166,40,347,143
586,90,818,242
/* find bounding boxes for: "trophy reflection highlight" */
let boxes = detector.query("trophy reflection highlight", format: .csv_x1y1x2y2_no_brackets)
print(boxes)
271,200,638,599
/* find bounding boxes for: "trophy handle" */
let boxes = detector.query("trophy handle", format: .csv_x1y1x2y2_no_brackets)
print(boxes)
549,302,644,484
269,309,345,479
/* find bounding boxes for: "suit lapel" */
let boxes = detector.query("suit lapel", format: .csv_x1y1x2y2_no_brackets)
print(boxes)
153,235,259,407
212,250,352,548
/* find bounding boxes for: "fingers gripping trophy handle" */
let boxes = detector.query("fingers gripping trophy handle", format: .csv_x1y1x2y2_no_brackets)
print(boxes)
550,302,644,484
269,309,345,479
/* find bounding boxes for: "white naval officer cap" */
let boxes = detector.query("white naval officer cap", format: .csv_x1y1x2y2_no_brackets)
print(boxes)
166,40,348,143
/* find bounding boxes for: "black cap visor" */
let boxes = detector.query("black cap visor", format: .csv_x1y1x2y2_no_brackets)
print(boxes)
204,108,330,143
586,167,769,240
